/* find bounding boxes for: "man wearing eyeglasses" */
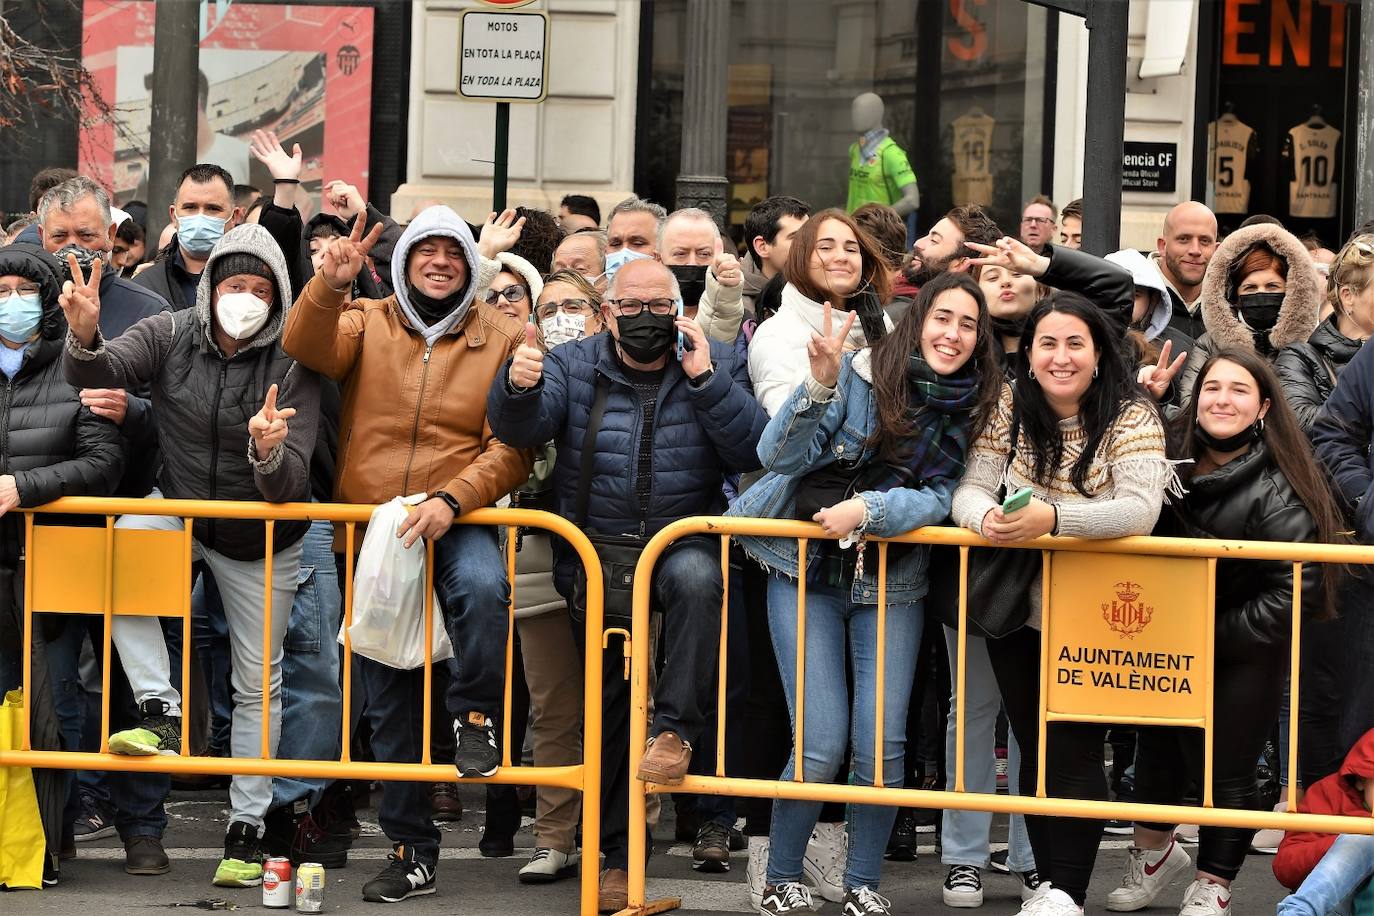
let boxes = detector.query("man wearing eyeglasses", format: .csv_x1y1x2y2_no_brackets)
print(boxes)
487,257,769,911
1018,195,1058,250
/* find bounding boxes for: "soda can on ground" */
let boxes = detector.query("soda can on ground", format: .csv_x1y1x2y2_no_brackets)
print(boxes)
263,857,292,908
295,862,326,913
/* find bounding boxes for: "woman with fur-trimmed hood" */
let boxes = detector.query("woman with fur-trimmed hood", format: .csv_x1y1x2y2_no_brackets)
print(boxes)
1173,223,1322,405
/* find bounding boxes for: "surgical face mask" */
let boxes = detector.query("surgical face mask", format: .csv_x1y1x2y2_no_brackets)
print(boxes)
1235,291,1285,333
215,291,271,340
176,213,227,257
615,310,675,363
53,244,103,284
603,247,653,292
0,293,43,343
540,311,588,348
668,264,709,311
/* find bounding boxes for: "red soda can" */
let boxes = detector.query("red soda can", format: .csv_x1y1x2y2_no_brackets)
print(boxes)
262,857,292,908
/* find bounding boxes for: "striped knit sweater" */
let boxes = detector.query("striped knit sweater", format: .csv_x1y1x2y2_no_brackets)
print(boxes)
951,384,1174,629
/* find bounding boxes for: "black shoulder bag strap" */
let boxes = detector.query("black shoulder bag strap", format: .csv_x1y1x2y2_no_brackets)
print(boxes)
575,373,611,529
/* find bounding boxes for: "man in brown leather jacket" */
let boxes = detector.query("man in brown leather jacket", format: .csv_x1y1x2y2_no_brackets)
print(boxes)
283,206,532,903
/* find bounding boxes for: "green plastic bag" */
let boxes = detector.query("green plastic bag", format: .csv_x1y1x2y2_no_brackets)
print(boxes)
0,690,44,889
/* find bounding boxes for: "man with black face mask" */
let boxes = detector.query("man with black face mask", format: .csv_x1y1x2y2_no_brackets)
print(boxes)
488,257,769,912
658,207,745,344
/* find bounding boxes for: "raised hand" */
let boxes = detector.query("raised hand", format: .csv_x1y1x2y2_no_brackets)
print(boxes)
477,208,526,260
710,236,742,288
249,129,303,182
58,253,102,348
508,322,545,389
1137,339,1187,402
324,180,365,221
674,314,712,379
806,300,856,389
248,384,296,457
966,237,1051,278
320,213,385,292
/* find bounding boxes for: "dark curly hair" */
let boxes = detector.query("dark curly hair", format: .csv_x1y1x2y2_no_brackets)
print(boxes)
509,207,564,275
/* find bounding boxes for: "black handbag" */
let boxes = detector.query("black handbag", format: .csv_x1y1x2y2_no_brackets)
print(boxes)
928,405,1040,639
568,375,649,632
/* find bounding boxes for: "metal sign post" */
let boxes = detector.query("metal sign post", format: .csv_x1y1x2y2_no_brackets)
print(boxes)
459,3,550,212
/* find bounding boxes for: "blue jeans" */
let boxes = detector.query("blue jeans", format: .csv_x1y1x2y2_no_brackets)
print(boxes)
941,627,1034,872
765,574,922,891
1279,834,1374,916
271,519,343,812
357,523,509,862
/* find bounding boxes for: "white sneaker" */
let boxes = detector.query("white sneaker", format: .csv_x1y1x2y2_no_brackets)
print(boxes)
1105,840,1193,912
1174,823,1200,844
1251,801,1286,854
748,836,769,909
518,847,578,883
803,822,847,903
1179,878,1232,916
943,865,984,908
1027,886,1083,916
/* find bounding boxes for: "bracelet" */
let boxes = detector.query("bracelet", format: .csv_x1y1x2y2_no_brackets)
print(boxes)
273,178,301,185
1051,504,1060,536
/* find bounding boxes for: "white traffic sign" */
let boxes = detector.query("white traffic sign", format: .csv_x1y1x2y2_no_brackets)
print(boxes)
458,9,550,103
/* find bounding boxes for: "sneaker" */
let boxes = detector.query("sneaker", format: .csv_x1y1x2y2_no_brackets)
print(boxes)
1251,801,1286,854
729,825,748,851
1104,819,1135,835
74,796,117,842
759,881,821,915
747,836,770,909
263,801,351,868
693,821,731,873
885,809,918,862
1030,886,1083,915
212,821,264,887
995,755,1009,790
989,849,1010,874
943,865,983,908
1013,868,1043,902
454,711,499,778
362,845,437,903
1105,839,1192,912
843,886,893,915
108,698,181,756
1179,878,1232,916
42,851,59,887
124,835,170,875
1174,823,1200,844
518,847,578,884
802,821,847,903
430,782,464,822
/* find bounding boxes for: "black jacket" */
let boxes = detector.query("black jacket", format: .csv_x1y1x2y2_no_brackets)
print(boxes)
134,239,200,311
1163,442,1320,661
1039,244,1135,331
1165,287,1208,344
1313,337,1374,538
1275,317,1364,434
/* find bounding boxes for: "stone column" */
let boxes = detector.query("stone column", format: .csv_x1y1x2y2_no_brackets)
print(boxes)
675,0,730,228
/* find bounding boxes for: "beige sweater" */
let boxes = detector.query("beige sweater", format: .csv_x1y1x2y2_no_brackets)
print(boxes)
951,384,1174,629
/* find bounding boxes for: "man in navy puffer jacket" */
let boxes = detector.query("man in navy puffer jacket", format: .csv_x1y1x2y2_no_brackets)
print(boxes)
488,258,767,908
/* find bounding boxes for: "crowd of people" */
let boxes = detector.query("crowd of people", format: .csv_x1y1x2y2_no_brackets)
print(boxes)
3,133,1374,916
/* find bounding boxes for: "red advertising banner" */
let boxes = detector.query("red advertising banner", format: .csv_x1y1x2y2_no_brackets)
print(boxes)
79,1,374,213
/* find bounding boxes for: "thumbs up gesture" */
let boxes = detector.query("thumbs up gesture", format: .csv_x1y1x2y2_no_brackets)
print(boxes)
508,322,545,390
58,254,102,348
248,384,297,456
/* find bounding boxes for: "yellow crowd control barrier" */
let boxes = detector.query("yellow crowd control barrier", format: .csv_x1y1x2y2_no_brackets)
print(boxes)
620,517,1374,916
0,497,605,916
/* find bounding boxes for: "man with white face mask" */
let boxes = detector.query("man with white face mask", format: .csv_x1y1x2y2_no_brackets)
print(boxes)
61,222,321,889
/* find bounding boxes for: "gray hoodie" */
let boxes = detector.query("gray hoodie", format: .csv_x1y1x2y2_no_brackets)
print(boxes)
391,205,486,347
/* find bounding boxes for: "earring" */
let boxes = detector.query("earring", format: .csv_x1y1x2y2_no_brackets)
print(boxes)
1027,368,1035,380
1257,417,1265,433
1093,365,1099,378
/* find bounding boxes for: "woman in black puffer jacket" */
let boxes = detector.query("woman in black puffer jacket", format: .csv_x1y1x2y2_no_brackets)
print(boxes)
0,242,124,883
1104,348,1346,916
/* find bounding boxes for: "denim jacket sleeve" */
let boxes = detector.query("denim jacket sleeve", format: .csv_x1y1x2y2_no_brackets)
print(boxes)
755,364,851,475
856,476,955,539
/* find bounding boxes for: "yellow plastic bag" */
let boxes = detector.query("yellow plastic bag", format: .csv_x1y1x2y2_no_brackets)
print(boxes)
0,690,44,889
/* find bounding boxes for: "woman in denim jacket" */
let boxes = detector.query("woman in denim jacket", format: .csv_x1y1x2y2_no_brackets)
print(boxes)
729,271,1001,916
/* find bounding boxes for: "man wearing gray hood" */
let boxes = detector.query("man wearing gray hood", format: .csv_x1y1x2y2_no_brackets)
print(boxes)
59,222,320,889
284,206,533,904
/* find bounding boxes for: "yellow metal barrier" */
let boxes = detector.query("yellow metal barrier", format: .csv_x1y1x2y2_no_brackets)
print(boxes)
0,497,605,916
620,517,1374,916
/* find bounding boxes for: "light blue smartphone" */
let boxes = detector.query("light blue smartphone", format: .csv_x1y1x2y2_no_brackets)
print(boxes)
1002,486,1033,514
675,299,685,360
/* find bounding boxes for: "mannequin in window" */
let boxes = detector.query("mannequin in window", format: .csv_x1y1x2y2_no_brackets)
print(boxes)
847,93,920,243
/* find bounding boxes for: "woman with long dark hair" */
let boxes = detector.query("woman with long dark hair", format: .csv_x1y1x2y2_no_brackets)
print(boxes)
951,292,1174,916
729,271,1000,916
1106,349,1344,916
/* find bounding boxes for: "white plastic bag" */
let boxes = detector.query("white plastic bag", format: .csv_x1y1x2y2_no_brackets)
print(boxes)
341,494,454,669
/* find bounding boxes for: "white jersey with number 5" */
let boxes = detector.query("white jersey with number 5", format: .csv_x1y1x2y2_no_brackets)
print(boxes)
1210,116,1253,215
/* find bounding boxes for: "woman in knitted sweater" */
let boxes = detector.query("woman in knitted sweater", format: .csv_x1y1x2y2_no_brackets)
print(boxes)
951,291,1173,916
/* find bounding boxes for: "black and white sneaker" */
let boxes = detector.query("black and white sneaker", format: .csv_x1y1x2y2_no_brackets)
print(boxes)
989,849,1011,874
362,846,436,903
759,881,821,915
844,886,893,915
1014,868,1043,902
943,864,984,908
454,712,499,778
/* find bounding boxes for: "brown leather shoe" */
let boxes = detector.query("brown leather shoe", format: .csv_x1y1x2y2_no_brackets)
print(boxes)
598,867,628,913
636,731,691,786
430,782,463,822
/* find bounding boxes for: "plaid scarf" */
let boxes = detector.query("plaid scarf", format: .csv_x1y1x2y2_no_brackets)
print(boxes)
862,355,979,493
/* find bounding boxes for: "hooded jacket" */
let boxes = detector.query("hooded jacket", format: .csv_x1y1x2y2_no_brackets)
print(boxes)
64,224,320,560
282,205,532,535
1273,728,1374,890
1177,224,1322,400
1274,316,1364,433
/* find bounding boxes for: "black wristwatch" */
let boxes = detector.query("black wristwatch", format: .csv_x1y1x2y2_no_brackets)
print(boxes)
688,365,715,388
435,491,462,515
